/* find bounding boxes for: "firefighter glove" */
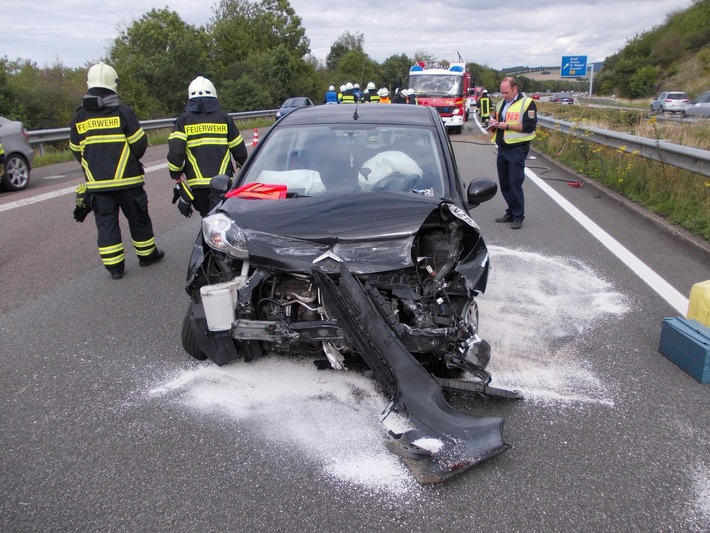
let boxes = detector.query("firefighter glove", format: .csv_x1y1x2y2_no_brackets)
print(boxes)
73,183,91,223
172,181,194,218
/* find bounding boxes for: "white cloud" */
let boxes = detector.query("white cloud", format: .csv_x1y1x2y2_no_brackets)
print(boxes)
1,0,694,69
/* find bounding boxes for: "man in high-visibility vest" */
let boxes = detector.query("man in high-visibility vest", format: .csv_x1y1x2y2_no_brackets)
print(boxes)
487,77,537,230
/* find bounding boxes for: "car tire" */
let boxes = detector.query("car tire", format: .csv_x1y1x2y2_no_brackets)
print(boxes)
2,154,30,191
182,301,208,361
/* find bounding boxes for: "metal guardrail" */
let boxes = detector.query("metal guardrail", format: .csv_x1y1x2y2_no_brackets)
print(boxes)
28,109,277,148
537,115,710,178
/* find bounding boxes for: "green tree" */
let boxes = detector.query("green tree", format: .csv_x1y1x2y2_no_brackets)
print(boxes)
628,65,658,97
380,54,412,93
107,8,209,118
326,32,365,72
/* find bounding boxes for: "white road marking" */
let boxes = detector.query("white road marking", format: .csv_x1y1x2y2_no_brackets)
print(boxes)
0,162,168,213
525,166,689,314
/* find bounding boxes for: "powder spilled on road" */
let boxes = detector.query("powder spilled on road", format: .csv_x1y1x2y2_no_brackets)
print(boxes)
149,246,629,494
480,246,629,406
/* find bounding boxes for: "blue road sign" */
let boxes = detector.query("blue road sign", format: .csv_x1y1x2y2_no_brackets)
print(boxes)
561,56,588,77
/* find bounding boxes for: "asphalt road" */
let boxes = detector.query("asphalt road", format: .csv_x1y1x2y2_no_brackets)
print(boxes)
1,124,709,532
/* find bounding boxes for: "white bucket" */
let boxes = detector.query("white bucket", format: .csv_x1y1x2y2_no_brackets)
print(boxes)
200,277,246,332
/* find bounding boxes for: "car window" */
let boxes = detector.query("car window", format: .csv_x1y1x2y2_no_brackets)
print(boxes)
667,93,688,100
241,125,446,197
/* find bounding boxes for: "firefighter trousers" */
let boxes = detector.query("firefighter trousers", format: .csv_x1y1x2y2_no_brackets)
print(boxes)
90,187,157,271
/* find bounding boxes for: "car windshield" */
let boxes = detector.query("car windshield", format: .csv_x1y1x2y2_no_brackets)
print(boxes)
409,74,463,97
238,124,447,197
283,98,309,107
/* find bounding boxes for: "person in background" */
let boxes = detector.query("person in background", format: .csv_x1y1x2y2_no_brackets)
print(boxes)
487,77,537,230
324,85,338,104
353,83,363,102
405,89,417,105
363,82,380,103
338,85,345,104
167,76,248,217
0,141,4,177
341,82,357,104
378,88,391,104
392,88,407,104
478,89,492,127
69,62,164,280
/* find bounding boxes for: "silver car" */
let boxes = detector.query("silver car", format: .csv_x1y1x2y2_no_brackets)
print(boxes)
682,90,710,118
0,116,34,191
650,91,689,114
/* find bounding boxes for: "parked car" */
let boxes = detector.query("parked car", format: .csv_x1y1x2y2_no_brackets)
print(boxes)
0,116,34,191
530,92,541,100
682,90,710,118
550,93,574,104
275,97,314,119
180,104,519,484
650,91,689,114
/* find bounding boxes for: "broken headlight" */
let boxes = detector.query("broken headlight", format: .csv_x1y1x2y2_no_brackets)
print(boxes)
202,213,248,259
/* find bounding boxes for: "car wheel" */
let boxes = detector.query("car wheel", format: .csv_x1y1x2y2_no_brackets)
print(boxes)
2,154,30,191
181,301,208,361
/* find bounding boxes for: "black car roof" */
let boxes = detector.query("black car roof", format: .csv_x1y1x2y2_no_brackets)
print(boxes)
276,103,442,127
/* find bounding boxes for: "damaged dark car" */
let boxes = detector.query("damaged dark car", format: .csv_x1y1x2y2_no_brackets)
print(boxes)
181,104,520,484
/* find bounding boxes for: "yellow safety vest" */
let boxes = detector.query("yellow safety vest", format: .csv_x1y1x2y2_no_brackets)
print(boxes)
492,96,536,144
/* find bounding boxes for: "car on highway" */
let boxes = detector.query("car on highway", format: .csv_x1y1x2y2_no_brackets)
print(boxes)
650,91,689,114
180,103,516,484
550,93,574,104
682,90,710,118
275,96,315,119
0,116,34,191
530,92,541,100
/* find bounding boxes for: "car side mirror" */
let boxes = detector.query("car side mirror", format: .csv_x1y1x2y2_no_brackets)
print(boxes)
210,174,232,197
467,178,497,207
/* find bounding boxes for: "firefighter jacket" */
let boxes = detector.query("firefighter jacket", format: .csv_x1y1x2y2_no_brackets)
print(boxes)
492,95,537,146
69,89,148,192
365,93,380,103
478,96,491,117
167,98,248,189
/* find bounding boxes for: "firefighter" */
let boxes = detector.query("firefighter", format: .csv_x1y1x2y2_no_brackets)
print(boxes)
69,62,164,280
0,140,4,176
341,82,357,104
363,82,380,103
392,88,407,104
324,85,338,104
478,89,492,127
338,85,345,103
378,88,391,104
353,83,363,101
167,76,248,217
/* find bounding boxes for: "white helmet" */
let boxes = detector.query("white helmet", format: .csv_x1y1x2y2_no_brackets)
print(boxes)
328,85,335,91
380,88,389,97
188,76,217,99
340,85,346,92
87,62,118,92
367,82,376,90
345,82,353,90
354,83,360,89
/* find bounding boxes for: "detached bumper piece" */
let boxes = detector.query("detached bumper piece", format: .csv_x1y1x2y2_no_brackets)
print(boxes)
313,263,510,484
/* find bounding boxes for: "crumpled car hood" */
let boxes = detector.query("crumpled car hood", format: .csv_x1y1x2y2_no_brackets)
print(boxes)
217,192,465,273
220,191,443,240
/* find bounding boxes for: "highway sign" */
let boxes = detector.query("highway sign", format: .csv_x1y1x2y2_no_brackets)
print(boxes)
561,56,588,78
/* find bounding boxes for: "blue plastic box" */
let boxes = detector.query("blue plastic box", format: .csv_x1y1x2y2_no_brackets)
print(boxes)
658,317,710,384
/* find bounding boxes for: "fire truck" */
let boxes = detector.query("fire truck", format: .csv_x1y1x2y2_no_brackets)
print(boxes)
407,61,472,134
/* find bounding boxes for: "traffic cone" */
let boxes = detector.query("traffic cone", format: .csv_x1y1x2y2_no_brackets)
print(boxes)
251,129,259,147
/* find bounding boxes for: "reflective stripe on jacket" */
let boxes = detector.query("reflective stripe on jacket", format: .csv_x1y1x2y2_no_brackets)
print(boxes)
70,100,147,191
167,100,248,189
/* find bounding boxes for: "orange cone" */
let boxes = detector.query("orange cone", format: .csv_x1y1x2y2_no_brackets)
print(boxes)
251,128,259,147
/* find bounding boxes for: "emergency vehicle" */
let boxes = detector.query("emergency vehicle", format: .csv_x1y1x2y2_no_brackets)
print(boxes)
407,62,472,134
